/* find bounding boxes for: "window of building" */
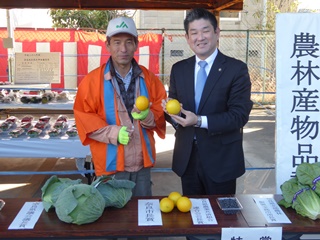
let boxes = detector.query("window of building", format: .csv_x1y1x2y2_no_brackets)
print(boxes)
220,11,241,21
170,50,184,57
249,50,259,57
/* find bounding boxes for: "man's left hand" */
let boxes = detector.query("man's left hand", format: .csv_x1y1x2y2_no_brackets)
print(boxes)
132,108,150,120
170,107,198,127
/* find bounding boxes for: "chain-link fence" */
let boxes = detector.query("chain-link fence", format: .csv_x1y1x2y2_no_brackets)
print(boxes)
135,29,276,105
155,29,276,105
0,28,276,105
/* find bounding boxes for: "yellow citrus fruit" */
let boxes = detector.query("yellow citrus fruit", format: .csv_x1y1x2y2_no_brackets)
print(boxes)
135,96,149,111
166,99,181,115
159,197,175,213
168,191,182,206
176,196,192,213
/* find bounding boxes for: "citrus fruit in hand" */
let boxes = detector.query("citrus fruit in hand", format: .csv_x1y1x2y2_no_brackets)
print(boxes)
176,196,192,213
135,96,149,111
168,191,182,206
159,197,174,213
166,99,181,115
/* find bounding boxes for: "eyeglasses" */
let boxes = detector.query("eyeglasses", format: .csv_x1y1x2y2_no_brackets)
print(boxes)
0,199,5,211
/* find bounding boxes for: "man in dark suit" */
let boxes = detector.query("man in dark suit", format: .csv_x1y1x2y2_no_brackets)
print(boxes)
162,8,253,196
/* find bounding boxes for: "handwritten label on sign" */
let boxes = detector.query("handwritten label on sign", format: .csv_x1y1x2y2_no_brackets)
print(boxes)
138,199,162,226
253,197,291,224
190,198,217,225
8,201,44,230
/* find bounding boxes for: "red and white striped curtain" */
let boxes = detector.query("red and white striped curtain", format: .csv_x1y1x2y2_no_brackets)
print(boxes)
0,28,163,89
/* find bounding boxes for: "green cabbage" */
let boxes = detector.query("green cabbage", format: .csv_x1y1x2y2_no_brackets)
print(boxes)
296,162,320,195
278,177,320,220
92,176,136,208
41,175,82,212
55,184,105,225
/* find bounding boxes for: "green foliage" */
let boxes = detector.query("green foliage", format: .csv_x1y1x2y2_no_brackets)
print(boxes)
55,184,105,225
41,175,135,225
279,177,320,220
49,9,127,29
279,162,320,220
296,162,320,196
92,176,136,208
41,175,82,212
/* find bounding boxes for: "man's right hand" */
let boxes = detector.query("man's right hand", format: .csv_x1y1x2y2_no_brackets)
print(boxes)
117,126,130,145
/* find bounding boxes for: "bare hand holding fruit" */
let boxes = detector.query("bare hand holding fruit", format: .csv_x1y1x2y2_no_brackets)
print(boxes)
165,99,181,115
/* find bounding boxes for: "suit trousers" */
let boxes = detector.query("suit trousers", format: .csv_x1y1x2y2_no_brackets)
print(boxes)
181,140,236,195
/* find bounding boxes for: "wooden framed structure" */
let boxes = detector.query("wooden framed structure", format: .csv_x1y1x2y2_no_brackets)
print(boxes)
0,0,243,12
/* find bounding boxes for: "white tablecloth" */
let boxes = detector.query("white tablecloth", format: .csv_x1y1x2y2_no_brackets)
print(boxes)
0,120,90,158
0,136,90,158
0,101,74,110
0,84,50,89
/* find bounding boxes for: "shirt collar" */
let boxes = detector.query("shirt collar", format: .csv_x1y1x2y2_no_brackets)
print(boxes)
196,48,218,67
115,66,133,80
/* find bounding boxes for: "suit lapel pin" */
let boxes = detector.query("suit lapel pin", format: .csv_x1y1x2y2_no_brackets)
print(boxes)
219,68,222,71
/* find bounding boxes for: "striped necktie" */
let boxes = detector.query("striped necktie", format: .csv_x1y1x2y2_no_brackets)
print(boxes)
195,60,208,113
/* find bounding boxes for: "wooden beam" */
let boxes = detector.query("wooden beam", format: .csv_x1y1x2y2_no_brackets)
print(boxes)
0,0,243,11
212,0,243,11
222,2,243,11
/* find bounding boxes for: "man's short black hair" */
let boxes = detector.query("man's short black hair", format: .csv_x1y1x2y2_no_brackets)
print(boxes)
184,8,218,35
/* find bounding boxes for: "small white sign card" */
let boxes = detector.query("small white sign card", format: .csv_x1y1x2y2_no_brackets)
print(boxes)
222,227,282,240
8,202,44,230
253,197,291,224
190,198,218,225
138,199,163,226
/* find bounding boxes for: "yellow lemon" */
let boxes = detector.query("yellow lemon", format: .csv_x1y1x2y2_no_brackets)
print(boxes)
176,196,192,213
168,191,182,206
159,197,175,213
166,99,181,115
135,96,149,111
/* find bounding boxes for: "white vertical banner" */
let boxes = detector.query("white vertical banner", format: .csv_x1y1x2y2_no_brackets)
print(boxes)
63,42,77,89
138,46,150,69
88,45,102,73
14,42,22,53
276,13,320,193
36,42,50,52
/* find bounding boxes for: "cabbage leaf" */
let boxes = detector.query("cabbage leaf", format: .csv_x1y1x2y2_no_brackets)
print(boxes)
55,184,105,225
296,162,320,195
279,177,320,220
92,176,135,208
41,175,82,212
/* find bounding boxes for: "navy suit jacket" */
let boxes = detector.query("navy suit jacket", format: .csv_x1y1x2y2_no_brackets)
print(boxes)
167,50,253,183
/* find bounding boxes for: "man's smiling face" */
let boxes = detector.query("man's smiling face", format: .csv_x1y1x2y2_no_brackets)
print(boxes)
185,18,220,60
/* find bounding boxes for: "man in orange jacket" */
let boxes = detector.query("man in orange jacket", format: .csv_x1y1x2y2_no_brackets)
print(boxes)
74,16,166,197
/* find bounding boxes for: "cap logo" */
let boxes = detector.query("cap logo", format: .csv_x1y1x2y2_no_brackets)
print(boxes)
116,21,128,29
